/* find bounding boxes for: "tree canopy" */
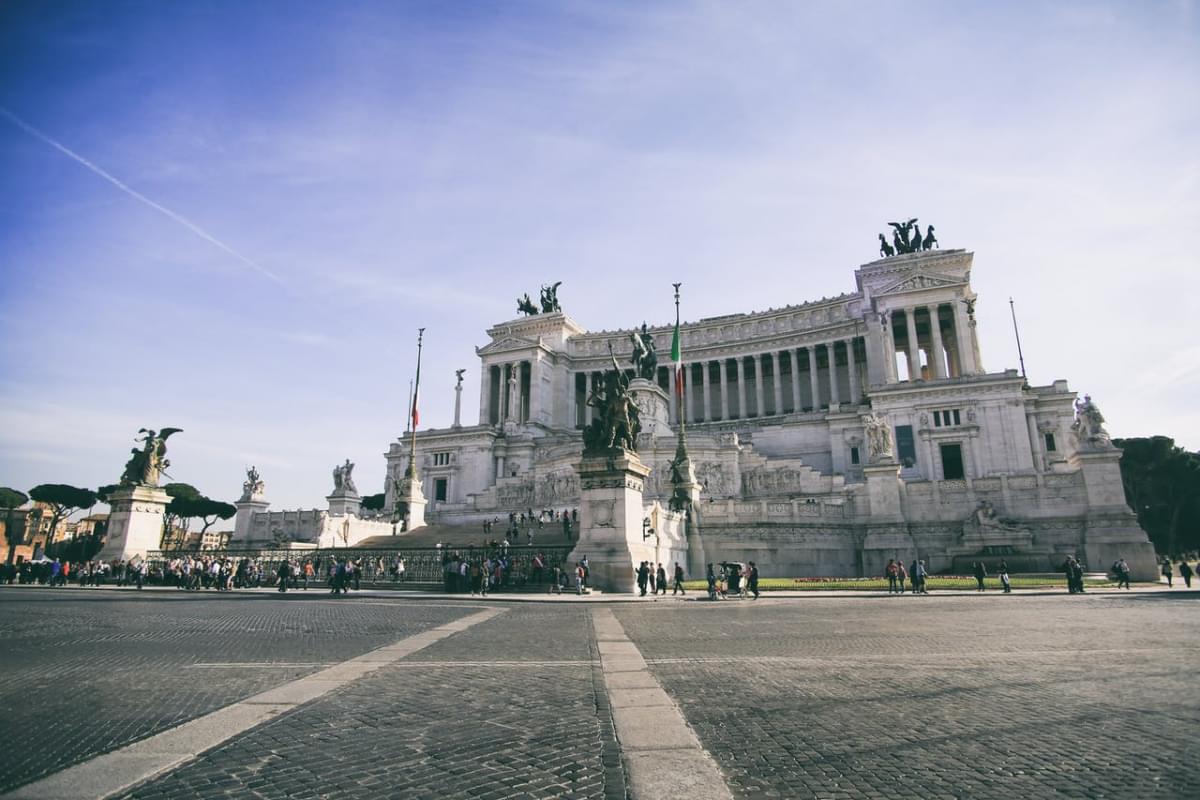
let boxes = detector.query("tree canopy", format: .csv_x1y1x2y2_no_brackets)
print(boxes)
1115,436,1200,557
162,483,235,549
360,493,385,511
0,487,28,511
26,484,97,557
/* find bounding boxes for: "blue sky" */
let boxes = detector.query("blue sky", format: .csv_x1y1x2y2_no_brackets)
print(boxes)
1,0,1197,511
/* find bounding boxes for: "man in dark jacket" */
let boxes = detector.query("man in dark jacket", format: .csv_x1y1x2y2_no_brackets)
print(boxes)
748,561,760,599
636,562,649,596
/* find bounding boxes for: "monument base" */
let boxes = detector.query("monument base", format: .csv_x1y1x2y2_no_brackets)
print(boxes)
568,449,654,593
396,475,428,531
94,485,171,563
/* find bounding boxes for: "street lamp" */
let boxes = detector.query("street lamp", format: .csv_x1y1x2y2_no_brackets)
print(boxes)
642,517,655,541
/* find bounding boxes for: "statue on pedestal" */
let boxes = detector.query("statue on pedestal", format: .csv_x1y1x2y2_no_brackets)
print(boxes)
242,465,265,498
878,218,937,255
628,323,658,380
517,294,538,316
119,427,182,487
583,344,641,455
1071,394,1112,450
332,459,358,494
862,412,895,463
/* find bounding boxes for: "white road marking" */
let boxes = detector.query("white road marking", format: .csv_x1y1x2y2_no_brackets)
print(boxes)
592,608,733,800
5,608,504,800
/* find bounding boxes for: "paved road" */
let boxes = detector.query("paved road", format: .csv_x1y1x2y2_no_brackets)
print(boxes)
1,588,1196,799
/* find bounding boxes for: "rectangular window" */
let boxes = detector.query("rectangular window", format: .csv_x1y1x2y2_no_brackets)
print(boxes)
940,443,965,480
933,412,942,428
952,409,961,425
434,478,448,502
850,446,860,465
432,452,451,466
895,425,917,467
1044,433,1057,453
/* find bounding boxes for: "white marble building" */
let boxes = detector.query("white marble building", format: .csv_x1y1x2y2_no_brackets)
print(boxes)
371,248,1156,578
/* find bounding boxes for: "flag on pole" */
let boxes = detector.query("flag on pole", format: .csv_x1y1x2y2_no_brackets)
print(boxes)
671,317,683,397
411,349,422,429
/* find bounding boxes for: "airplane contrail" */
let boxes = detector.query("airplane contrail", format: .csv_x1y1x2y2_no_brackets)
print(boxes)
0,106,283,285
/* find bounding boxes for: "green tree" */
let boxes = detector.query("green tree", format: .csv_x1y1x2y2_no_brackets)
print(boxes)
27,484,97,556
360,493,385,511
162,484,235,550
1115,436,1200,557
1,487,30,565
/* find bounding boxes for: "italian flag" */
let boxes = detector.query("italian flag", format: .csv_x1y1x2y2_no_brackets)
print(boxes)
411,367,421,429
671,318,684,398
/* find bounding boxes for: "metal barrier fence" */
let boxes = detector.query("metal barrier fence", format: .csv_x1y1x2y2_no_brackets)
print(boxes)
143,544,577,588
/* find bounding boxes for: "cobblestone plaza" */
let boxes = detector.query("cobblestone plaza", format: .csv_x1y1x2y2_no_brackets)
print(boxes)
1,589,1196,799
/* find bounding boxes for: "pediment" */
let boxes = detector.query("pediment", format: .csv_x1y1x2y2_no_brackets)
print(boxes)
877,271,963,296
478,335,539,355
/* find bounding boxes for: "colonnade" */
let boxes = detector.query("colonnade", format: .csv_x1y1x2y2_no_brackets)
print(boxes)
482,361,531,425
885,302,975,382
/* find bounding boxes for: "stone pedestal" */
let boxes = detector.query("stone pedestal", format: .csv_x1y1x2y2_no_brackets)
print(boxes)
326,491,361,517
94,485,170,562
629,378,671,437
568,449,653,593
1070,448,1159,581
231,495,270,545
396,473,428,531
863,460,904,521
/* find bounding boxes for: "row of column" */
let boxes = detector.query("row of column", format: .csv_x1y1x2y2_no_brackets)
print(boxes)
483,361,530,425
886,302,976,382
671,337,868,425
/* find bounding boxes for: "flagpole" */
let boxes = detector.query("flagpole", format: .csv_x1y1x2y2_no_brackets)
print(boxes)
405,379,413,434
407,328,425,479
673,282,685,439
1008,297,1027,384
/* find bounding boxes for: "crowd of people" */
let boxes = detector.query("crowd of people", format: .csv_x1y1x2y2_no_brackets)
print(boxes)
481,508,579,546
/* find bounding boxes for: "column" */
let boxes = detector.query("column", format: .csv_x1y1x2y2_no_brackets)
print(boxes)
701,360,711,422
904,307,921,381
585,372,595,426
928,306,946,379
525,359,539,423
847,338,860,404
753,355,765,417
791,349,803,412
953,300,976,375
771,352,783,416
736,358,747,419
683,364,693,423
479,365,491,426
883,312,899,383
808,346,820,409
827,343,841,407
718,359,729,421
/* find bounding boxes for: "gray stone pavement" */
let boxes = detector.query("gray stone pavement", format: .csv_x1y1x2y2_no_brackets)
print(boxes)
1,587,1197,799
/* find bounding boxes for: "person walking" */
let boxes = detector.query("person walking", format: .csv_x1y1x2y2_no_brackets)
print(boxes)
636,562,649,597
998,560,1011,593
1114,558,1131,590
276,560,290,593
885,559,899,594
1180,560,1194,589
672,562,686,595
706,563,717,600
913,560,928,594
748,561,760,600
897,560,908,594
973,561,988,592
655,563,667,596
1162,559,1173,587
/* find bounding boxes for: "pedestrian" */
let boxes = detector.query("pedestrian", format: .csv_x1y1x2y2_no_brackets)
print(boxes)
1180,560,1194,588
973,560,987,592
303,560,314,590
656,563,667,596
748,561,760,599
1115,557,1131,590
636,561,649,596
1071,558,1086,594
706,563,717,600
913,560,928,594
672,562,686,595
1162,559,1173,587
647,562,656,594
897,560,908,594
885,559,898,594
998,560,1011,593
739,563,751,599
276,560,290,593
575,562,585,595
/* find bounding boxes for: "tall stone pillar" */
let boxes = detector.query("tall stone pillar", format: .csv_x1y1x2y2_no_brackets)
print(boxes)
751,355,764,417
718,359,729,421
568,450,654,593
770,352,783,416
453,376,464,428
827,343,841,407
585,373,595,426
845,338,859,404
953,301,977,375
928,306,947,379
808,346,821,410
736,358,747,419
791,349,803,413
682,365,692,423
904,308,921,381
479,364,491,426
700,361,711,422
882,312,899,383
94,485,172,562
